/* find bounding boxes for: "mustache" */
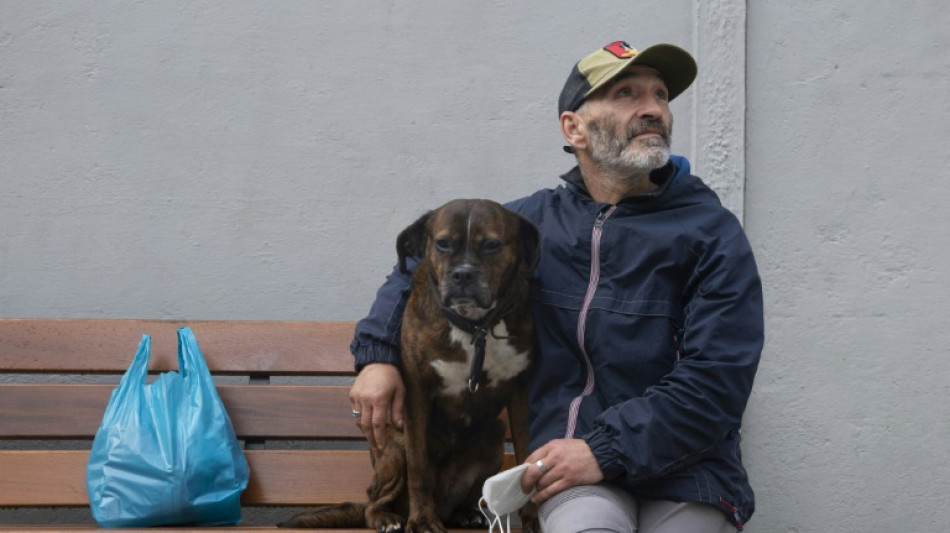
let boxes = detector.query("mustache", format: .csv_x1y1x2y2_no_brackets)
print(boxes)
626,119,671,144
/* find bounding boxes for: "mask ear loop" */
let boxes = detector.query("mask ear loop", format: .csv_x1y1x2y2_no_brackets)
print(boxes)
478,497,508,533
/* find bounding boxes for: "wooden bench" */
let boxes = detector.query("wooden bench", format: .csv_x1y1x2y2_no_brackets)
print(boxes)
0,318,514,531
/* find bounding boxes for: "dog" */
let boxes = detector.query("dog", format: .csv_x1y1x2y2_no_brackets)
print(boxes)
279,199,540,533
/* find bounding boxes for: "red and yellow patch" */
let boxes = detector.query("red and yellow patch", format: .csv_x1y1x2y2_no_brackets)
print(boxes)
604,41,638,59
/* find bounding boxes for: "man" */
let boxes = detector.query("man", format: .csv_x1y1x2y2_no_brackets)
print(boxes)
348,41,763,532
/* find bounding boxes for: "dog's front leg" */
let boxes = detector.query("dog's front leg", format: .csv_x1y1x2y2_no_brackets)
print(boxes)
506,383,531,465
401,373,444,533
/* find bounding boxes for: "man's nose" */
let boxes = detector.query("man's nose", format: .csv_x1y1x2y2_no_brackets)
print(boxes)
637,97,664,119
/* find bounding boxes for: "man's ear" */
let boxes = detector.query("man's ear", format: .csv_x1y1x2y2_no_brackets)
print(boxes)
560,111,588,153
396,212,431,273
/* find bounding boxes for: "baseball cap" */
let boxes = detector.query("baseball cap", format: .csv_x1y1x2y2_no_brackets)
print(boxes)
558,41,697,117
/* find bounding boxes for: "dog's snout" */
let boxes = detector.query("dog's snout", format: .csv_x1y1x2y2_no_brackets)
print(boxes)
450,265,478,285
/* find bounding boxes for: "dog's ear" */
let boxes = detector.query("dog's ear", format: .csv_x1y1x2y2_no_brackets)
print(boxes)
517,215,541,271
396,211,431,273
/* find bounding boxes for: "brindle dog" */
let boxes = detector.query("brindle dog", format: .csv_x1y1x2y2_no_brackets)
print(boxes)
280,199,539,533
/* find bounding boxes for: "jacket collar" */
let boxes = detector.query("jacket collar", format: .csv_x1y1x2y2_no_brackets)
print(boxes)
559,155,691,204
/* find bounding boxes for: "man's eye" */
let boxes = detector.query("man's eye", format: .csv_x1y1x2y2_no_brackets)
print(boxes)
434,238,453,253
480,239,502,255
656,90,669,101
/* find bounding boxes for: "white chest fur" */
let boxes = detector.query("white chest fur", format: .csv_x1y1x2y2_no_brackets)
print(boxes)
429,320,531,397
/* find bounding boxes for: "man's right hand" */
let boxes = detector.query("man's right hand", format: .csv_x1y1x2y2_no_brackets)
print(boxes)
349,363,405,450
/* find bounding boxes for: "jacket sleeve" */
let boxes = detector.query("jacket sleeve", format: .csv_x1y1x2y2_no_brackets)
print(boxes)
349,258,418,371
583,228,764,483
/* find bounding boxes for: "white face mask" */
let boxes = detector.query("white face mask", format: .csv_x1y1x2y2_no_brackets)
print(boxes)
478,463,536,533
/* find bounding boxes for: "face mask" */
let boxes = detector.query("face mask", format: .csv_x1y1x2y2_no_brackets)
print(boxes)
478,463,536,533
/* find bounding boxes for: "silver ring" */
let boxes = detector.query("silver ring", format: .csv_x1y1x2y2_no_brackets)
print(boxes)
536,459,547,474
351,410,362,418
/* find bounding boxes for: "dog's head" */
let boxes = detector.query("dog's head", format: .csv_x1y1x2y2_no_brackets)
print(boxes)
397,199,539,320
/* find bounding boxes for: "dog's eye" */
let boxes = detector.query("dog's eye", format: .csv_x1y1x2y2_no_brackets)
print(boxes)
480,239,502,255
434,238,453,253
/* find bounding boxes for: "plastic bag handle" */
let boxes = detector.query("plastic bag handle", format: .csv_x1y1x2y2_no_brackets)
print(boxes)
119,334,151,389
99,334,150,427
177,326,212,380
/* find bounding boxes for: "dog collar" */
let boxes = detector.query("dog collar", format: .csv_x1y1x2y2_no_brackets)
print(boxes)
433,285,514,393
441,308,499,393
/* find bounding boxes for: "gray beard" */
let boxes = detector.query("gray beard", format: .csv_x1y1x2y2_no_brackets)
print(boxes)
588,119,672,176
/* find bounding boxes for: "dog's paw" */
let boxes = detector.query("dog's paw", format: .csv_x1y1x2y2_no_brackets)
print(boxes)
406,516,448,533
377,523,405,533
450,508,490,529
368,511,405,533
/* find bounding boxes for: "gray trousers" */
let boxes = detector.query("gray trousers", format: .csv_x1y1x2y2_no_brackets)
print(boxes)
538,484,736,533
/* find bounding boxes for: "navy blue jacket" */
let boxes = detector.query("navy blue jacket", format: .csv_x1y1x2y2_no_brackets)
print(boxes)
350,156,763,529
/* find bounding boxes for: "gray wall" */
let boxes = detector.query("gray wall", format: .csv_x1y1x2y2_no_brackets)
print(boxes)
2,1,949,531
2,0,721,320
743,1,950,530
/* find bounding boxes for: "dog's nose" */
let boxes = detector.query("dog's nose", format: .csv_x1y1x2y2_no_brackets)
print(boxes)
450,265,478,286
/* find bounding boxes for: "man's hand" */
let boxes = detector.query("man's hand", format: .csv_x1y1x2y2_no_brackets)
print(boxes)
520,438,605,504
349,363,405,450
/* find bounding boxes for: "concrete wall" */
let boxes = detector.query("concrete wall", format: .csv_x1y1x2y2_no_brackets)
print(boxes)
1,0,728,321
2,1,949,530
743,1,950,530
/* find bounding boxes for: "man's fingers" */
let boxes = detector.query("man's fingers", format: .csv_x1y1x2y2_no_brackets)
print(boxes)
520,461,543,493
371,405,389,449
357,406,377,450
532,476,569,504
391,385,406,428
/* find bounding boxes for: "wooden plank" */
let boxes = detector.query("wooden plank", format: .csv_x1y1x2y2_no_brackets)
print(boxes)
219,385,362,440
0,320,357,375
0,524,310,533
0,384,362,439
0,450,518,507
0,524,304,533
243,450,374,505
0,526,513,532
0,450,371,507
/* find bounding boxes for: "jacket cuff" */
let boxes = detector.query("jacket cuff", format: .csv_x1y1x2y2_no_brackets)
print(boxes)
350,340,401,372
583,427,626,482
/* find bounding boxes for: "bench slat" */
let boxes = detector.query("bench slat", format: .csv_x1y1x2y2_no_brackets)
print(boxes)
0,524,370,533
0,524,308,533
0,527,502,532
0,450,372,507
0,319,356,375
0,384,361,439
0,450,516,507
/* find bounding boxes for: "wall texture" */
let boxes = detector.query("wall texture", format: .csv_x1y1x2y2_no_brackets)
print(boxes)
3,0,949,531
1,0,727,321
743,1,950,531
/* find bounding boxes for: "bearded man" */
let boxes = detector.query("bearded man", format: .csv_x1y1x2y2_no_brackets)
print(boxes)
348,41,764,533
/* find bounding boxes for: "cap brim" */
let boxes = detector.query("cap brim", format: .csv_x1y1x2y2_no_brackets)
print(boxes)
627,43,697,101
584,43,697,103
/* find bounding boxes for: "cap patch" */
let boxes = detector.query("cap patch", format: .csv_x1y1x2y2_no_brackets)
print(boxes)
604,41,638,59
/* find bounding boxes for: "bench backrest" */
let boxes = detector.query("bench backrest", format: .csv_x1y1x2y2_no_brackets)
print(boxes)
0,319,371,509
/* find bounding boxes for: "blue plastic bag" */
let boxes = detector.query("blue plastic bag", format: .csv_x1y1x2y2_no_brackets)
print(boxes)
87,327,250,527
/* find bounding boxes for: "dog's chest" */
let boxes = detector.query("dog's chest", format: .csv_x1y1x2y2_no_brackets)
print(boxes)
429,320,530,397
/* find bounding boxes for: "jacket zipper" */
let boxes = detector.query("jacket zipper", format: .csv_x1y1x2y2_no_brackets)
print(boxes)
565,205,617,438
